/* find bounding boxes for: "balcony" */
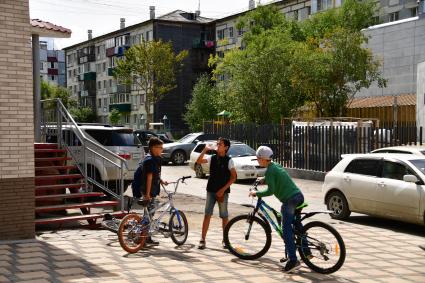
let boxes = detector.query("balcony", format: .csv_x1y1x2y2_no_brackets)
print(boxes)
116,45,130,57
117,84,131,93
106,47,115,57
109,103,131,112
192,39,215,49
108,67,115,76
79,90,89,97
47,68,58,75
78,71,96,81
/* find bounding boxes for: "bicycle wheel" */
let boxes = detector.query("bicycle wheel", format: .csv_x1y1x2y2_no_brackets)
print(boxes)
298,221,346,274
169,210,188,245
224,214,272,260
118,214,148,253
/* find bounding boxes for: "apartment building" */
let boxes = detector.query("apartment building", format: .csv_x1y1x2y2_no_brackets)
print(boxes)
64,9,215,132
39,41,66,86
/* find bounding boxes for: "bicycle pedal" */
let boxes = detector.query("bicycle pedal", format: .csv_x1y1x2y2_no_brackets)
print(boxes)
280,257,289,263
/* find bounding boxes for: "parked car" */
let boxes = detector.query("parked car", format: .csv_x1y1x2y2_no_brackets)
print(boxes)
371,145,425,156
156,133,174,143
162,132,219,165
188,141,266,180
48,124,144,192
323,153,425,225
134,130,174,147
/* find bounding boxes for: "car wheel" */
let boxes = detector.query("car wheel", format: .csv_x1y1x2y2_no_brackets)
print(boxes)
171,150,186,165
326,191,351,220
195,164,205,178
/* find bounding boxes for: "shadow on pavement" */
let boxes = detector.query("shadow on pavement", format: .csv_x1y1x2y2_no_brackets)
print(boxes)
342,215,425,237
122,243,203,263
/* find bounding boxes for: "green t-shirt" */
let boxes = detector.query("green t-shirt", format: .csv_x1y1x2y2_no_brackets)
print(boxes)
256,162,301,202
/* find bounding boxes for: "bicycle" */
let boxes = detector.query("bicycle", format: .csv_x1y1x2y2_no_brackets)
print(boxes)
223,180,346,274
117,176,191,253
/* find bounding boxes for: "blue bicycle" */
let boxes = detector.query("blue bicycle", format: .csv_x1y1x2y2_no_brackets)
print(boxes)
223,180,346,274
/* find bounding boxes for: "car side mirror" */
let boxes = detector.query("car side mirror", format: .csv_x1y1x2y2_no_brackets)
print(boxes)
403,174,418,183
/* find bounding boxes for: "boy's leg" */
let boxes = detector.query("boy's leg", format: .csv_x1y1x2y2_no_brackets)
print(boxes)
199,192,215,249
218,193,229,248
281,193,304,262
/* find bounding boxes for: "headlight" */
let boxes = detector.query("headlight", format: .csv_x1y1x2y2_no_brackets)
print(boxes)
241,165,255,170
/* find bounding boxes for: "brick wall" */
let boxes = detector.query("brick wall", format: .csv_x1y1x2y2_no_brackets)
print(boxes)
0,0,35,240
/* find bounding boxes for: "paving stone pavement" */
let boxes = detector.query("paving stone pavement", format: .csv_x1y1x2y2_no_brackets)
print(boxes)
0,219,424,283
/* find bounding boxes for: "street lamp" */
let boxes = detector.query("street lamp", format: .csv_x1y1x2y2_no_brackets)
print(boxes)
162,115,168,131
140,114,146,129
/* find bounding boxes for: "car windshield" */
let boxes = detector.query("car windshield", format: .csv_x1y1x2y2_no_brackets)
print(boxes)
86,129,141,146
178,133,198,144
409,159,425,174
228,144,256,157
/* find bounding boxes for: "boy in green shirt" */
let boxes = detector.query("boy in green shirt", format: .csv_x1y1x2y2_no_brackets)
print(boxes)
249,146,305,273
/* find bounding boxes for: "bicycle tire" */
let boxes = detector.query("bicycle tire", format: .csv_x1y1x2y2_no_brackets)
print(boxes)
118,213,147,253
298,221,346,274
224,214,272,260
169,210,188,245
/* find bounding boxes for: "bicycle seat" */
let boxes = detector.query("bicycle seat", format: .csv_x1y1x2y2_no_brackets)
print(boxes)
296,202,308,210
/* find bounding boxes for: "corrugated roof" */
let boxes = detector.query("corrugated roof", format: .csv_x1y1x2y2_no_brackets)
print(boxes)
30,19,72,34
157,10,214,23
348,94,416,108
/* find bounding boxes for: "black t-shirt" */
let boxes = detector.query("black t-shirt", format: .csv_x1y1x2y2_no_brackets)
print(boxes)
143,155,162,197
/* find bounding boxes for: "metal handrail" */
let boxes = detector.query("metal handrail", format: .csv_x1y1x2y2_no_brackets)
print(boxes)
40,98,127,210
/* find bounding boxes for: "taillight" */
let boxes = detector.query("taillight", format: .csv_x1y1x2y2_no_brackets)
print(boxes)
118,153,131,160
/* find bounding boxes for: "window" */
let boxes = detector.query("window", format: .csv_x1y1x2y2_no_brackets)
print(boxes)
382,161,413,181
40,64,44,70
50,62,54,68
146,31,151,41
98,81,101,89
103,80,107,88
51,75,55,80
389,12,399,22
345,159,381,177
103,62,106,72
229,27,234,38
194,144,206,153
217,29,225,40
237,28,244,36
317,0,333,11
98,98,101,108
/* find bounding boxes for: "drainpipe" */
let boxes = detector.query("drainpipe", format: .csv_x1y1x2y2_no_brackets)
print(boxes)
32,34,41,142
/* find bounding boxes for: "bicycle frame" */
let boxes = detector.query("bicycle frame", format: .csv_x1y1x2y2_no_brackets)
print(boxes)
253,198,283,237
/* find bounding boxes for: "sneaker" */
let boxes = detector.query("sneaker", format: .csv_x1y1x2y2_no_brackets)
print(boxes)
145,237,159,245
198,240,206,250
222,240,229,249
283,260,301,273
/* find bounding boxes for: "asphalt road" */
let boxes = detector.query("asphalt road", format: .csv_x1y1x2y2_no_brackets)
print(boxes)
162,163,327,217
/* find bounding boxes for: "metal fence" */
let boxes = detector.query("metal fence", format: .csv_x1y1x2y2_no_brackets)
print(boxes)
204,121,423,172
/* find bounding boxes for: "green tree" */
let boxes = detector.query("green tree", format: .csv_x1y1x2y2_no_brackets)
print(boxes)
293,0,386,116
70,107,97,123
113,40,188,125
41,80,77,109
108,109,121,125
184,74,219,131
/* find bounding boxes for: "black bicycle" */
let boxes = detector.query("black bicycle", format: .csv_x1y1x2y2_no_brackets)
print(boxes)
223,180,346,274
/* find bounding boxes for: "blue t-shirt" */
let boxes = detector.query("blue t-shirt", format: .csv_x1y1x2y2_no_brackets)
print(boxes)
143,154,162,197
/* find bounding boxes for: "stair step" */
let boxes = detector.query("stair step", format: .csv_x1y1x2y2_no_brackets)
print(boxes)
35,165,78,171
36,183,84,191
35,201,119,212
35,211,127,225
35,174,83,181
34,143,58,149
35,192,105,200
35,149,67,154
35,157,72,162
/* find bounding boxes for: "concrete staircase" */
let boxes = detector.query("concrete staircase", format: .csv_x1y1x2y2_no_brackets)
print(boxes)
34,143,125,227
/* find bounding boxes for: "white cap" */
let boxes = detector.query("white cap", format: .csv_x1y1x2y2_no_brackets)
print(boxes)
256,146,273,160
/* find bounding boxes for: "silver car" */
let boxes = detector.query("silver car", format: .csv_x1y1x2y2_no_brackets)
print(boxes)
162,132,219,165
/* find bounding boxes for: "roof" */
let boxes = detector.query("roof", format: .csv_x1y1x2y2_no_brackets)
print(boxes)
215,0,285,23
64,10,214,50
158,10,214,23
342,153,425,161
30,19,72,38
348,94,416,109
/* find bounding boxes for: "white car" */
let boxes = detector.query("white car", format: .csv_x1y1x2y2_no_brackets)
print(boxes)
371,145,425,156
188,141,266,180
323,153,425,225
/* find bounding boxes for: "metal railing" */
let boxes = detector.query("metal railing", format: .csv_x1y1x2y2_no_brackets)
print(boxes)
40,99,127,210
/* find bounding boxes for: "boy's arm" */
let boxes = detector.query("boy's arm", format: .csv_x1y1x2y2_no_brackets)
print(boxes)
216,167,237,198
145,172,153,200
196,146,209,164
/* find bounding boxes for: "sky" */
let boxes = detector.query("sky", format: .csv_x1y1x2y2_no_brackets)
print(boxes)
29,0,269,50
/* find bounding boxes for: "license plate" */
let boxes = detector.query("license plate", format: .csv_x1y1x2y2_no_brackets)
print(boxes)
132,153,141,159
